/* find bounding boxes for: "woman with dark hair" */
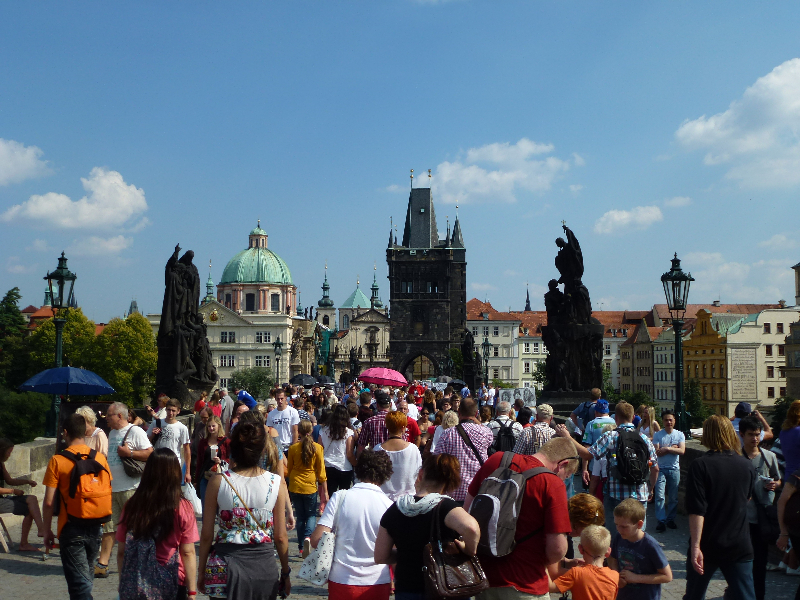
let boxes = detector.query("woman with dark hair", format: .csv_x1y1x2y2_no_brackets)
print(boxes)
116,448,199,599
374,454,481,600
307,450,394,600
198,422,290,600
0,438,44,552
422,391,436,418
312,408,332,443
229,401,249,431
319,404,356,495
516,406,534,428
287,420,328,556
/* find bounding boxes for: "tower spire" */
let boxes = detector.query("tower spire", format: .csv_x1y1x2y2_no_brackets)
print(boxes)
524,282,532,312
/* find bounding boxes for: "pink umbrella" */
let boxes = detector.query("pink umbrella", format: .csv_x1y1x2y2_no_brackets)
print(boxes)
358,367,409,387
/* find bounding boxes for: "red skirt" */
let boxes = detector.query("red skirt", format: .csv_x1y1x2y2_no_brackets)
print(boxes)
328,581,391,600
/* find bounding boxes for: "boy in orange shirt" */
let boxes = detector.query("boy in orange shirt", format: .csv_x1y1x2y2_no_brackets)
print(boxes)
550,525,620,600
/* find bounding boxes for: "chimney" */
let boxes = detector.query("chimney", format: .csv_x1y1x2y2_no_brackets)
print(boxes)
779,299,787,308
712,300,721,307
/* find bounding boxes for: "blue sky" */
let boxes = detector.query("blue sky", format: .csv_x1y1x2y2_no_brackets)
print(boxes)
2,2,800,322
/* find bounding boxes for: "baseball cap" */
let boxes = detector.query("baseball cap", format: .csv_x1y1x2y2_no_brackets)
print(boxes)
537,404,554,419
734,402,752,417
595,399,610,414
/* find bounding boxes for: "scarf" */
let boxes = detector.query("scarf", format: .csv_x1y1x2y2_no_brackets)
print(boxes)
395,493,452,517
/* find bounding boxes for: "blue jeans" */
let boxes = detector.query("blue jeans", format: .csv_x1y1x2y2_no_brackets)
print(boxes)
289,492,318,550
198,477,209,510
654,469,680,524
684,556,755,600
604,495,647,532
60,520,102,600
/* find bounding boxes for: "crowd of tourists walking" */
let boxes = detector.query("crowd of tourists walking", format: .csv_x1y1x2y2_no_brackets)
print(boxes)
1,382,798,600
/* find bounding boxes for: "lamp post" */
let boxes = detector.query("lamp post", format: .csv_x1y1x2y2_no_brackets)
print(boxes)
661,253,694,436
273,337,283,385
44,252,77,437
482,337,491,385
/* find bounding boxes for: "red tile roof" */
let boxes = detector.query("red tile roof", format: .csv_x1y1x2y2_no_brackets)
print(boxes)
653,303,781,320
21,305,38,314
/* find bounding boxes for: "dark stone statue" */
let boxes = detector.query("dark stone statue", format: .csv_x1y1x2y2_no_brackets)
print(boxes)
156,244,217,406
541,225,603,393
462,329,478,387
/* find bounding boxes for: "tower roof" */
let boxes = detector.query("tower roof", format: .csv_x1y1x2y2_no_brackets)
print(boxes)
401,188,439,248
451,216,464,248
341,280,371,309
220,226,292,285
318,267,335,308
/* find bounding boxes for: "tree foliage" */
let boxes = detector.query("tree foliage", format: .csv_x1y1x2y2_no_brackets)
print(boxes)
0,287,27,345
229,367,275,400
449,347,463,379
684,377,713,428
0,386,50,444
532,361,548,390
27,307,96,374
770,395,796,432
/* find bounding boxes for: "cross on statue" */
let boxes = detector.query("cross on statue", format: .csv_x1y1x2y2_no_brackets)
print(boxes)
562,220,567,227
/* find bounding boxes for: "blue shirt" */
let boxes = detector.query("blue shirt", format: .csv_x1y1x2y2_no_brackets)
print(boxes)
582,416,616,446
589,424,658,502
611,532,669,600
652,429,685,470
237,390,256,409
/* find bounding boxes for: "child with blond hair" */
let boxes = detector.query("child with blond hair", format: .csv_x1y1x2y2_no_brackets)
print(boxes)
550,525,620,600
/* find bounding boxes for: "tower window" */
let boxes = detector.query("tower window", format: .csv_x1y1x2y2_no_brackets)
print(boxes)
342,314,350,329
245,293,256,312
271,293,280,312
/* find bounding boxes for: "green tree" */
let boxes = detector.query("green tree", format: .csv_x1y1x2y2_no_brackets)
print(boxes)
770,395,796,432
0,386,51,443
91,313,157,405
230,367,275,401
0,287,30,387
449,347,464,379
532,361,548,390
27,307,96,373
684,377,712,428
491,378,514,389
0,287,27,345
602,365,618,402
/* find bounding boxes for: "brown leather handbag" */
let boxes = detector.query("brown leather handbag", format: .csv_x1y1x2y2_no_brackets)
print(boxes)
422,502,489,599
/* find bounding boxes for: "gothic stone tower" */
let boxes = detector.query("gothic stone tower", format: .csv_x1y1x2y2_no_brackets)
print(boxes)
387,187,467,380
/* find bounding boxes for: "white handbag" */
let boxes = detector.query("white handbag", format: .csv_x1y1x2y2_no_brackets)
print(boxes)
298,490,348,586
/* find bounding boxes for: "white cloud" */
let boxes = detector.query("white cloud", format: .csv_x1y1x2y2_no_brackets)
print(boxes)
429,138,576,204
676,58,800,187
67,235,133,256
0,139,51,186
759,233,799,250
663,196,692,208
593,206,663,234
503,269,518,277
572,153,586,167
384,184,403,193
26,239,51,252
6,256,37,274
682,251,794,303
470,282,498,291
569,184,583,193
1,167,147,229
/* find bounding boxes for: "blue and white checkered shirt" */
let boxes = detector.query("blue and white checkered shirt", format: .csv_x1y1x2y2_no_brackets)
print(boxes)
588,423,657,502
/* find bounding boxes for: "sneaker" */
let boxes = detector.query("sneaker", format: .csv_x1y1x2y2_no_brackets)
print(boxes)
302,537,311,559
94,563,109,578
786,566,800,576
667,521,677,529
778,561,789,571
655,522,666,533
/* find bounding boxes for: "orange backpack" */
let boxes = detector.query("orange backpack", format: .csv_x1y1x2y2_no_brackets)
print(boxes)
59,448,112,522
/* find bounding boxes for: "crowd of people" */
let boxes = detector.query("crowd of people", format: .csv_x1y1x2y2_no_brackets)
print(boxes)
2,381,800,600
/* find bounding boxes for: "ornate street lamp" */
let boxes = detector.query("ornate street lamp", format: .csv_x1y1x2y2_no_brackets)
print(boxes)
273,337,283,385
44,252,77,437
661,253,694,436
482,337,491,385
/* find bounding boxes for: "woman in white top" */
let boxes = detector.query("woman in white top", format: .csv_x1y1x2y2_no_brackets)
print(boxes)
308,449,394,600
318,404,356,495
198,421,290,600
638,406,660,439
431,410,459,453
75,405,108,456
374,411,422,501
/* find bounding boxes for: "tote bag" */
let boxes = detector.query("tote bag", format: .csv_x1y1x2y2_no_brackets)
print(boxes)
298,491,348,586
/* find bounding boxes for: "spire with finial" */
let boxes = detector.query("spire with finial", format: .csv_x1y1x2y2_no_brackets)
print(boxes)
410,169,414,190
203,259,215,303
524,282,532,312
445,215,451,246
296,291,304,317
318,262,334,307
388,216,394,248
451,203,464,248
370,262,384,309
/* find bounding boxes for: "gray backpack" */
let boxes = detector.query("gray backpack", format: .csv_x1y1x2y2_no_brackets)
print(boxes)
468,452,553,557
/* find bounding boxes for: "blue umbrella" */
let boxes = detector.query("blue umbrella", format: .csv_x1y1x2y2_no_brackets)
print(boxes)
19,366,115,396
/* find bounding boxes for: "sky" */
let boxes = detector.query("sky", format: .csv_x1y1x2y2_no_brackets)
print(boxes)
1,2,800,323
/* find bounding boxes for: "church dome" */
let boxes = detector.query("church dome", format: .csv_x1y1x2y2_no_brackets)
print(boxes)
220,224,293,285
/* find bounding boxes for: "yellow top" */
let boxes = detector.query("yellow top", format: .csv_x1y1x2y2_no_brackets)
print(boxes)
286,440,326,495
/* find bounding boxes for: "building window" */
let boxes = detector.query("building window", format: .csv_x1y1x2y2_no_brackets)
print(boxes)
764,323,771,334
493,326,499,337
342,314,350,329
256,331,271,344
524,342,530,353
493,368,499,379
220,355,235,367
271,294,280,312
533,343,540,353
702,386,707,400
493,346,499,357
768,387,775,398
720,364,724,377
766,345,773,356
524,361,531,374
220,331,235,343
711,364,715,378
779,345,786,356
605,344,611,356
768,366,775,378
781,387,787,397
483,326,489,337
255,355,271,368
778,323,784,334
219,378,229,389
780,367,786,378
245,293,256,312
472,327,478,337
323,315,329,326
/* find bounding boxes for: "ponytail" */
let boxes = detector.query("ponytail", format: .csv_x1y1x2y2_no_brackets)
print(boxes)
298,420,314,466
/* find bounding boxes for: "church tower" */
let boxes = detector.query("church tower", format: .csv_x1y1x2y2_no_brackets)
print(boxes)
387,182,467,381
317,265,337,328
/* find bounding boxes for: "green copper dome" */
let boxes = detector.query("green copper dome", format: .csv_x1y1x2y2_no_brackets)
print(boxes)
250,225,267,236
341,282,371,309
220,247,293,285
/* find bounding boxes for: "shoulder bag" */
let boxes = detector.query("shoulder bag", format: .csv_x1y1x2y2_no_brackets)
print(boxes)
456,423,485,466
298,490,348,586
423,501,488,599
120,426,147,478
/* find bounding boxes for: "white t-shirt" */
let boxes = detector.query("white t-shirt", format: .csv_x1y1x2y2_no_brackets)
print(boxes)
373,443,422,501
267,406,300,447
107,424,152,492
406,404,419,420
431,425,447,452
317,483,392,585
591,455,608,479
153,406,167,419
319,426,354,472
486,389,496,406
146,420,190,466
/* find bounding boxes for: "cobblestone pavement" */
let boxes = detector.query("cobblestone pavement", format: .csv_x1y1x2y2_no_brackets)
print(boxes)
1,502,797,599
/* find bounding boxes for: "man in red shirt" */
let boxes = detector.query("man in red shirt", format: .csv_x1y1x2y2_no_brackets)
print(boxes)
464,437,577,599
396,399,422,446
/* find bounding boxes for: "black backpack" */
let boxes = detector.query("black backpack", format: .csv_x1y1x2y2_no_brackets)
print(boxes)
490,420,517,455
610,427,650,485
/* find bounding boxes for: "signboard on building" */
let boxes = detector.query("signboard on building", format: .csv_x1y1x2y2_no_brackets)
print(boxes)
730,347,757,399
497,388,537,408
